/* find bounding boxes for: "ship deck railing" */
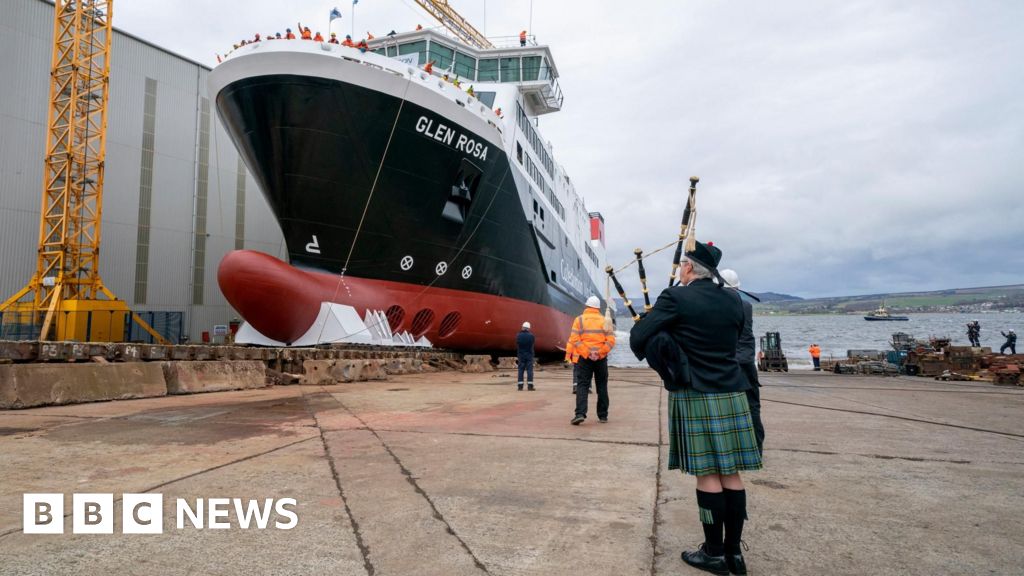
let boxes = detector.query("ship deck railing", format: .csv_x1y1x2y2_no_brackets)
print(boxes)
220,40,509,136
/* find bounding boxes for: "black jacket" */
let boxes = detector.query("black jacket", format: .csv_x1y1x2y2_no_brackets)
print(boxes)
630,278,749,394
516,330,535,358
736,296,756,365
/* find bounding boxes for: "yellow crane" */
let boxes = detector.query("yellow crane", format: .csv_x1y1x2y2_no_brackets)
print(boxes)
413,0,494,49
0,0,167,345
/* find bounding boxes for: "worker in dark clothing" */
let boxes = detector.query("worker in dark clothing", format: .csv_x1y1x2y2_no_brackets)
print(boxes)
630,241,761,576
721,269,764,455
328,32,339,44
1001,329,1016,355
516,322,535,390
967,321,981,347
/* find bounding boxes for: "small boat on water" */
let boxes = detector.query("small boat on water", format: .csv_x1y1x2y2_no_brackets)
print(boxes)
864,303,909,321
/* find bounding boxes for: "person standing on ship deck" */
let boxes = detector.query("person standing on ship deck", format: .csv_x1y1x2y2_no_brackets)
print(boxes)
516,322,536,391
720,268,765,456
629,241,761,576
519,30,527,46
567,296,616,425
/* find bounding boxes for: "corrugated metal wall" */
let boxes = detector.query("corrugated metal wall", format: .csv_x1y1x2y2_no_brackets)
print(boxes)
0,0,284,342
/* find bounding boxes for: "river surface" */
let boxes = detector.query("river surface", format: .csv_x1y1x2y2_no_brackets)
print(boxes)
607,311,1022,369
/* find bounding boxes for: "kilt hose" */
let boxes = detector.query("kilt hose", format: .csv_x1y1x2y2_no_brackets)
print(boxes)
668,388,763,476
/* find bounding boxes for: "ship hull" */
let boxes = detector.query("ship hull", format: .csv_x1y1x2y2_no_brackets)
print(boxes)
218,250,573,353
211,52,597,353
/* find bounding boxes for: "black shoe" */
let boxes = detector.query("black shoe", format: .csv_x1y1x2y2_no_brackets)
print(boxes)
725,553,747,575
681,544,729,576
571,415,585,425
572,385,577,394
599,417,608,423
517,385,523,391
528,384,535,391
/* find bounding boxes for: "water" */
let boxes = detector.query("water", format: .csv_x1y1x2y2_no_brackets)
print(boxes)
608,312,1022,369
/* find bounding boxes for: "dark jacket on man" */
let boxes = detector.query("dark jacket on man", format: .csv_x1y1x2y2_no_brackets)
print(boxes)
630,278,749,394
516,329,535,360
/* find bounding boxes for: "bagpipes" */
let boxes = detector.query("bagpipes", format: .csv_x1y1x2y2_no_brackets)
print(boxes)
604,176,757,324
605,176,700,323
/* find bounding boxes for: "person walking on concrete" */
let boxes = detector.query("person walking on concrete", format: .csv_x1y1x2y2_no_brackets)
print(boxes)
721,269,764,456
1000,329,1016,355
809,343,821,371
567,295,616,425
629,241,761,576
516,322,535,390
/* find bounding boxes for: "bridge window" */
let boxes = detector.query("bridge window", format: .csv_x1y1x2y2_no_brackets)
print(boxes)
428,42,454,71
522,56,541,81
398,41,427,65
500,57,520,82
478,58,498,81
455,51,476,80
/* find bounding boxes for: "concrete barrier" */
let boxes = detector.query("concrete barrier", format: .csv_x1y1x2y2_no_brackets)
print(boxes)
301,360,338,385
162,361,267,394
0,363,167,409
463,355,495,373
301,358,391,384
496,357,518,370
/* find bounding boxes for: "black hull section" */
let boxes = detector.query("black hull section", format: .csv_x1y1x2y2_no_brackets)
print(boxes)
216,74,592,318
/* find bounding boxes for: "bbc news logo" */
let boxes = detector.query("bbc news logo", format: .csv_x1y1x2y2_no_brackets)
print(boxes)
24,494,298,534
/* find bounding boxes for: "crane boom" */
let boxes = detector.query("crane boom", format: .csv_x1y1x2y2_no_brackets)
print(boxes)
413,0,494,50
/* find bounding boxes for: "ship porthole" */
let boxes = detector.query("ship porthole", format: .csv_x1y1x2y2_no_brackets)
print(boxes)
400,255,414,271
435,261,448,276
385,305,406,331
461,265,472,279
411,308,436,337
438,312,462,339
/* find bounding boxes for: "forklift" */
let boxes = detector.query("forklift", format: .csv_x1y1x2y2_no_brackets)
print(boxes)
758,331,789,372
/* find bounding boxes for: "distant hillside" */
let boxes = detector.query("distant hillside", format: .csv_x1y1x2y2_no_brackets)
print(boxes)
755,284,1024,315
752,292,802,302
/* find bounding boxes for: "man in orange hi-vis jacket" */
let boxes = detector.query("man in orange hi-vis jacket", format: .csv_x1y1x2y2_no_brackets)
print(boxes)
808,343,821,371
568,295,616,425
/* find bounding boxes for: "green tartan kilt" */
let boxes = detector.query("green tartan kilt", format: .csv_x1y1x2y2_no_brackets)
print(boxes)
668,388,763,476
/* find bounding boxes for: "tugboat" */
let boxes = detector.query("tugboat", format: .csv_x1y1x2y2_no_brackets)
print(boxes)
208,26,606,354
864,302,909,321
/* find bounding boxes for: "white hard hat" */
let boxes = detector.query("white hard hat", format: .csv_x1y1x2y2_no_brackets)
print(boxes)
719,268,740,288
522,321,531,329
586,295,601,308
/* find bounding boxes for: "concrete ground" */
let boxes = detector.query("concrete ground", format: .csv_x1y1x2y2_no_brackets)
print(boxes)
0,366,1022,575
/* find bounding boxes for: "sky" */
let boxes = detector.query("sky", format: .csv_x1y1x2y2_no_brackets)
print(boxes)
115,0,1024,299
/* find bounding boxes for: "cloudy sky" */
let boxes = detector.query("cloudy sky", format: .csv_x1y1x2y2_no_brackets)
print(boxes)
117,0,1024,298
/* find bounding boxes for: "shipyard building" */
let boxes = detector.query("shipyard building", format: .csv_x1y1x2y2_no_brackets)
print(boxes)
0,0,283,341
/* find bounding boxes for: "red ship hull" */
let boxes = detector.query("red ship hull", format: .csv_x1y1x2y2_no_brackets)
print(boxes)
218,250,573,354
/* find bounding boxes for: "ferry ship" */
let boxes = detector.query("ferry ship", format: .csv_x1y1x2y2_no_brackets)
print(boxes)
209,29,607,354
